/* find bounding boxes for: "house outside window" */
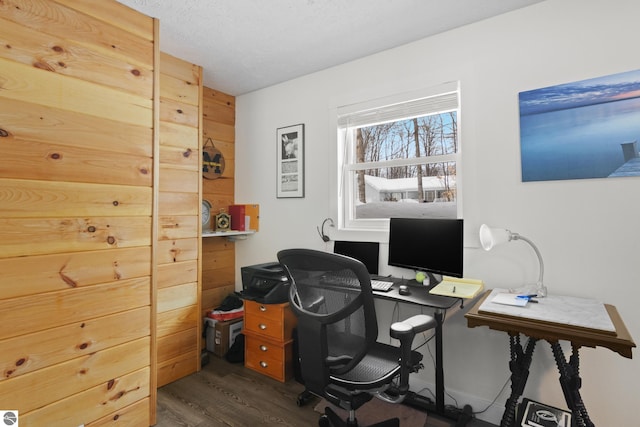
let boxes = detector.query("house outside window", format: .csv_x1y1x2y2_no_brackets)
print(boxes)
337,82,460,230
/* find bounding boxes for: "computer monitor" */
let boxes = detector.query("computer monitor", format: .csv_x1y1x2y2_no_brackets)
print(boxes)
333,241,380,275
388,218,464,279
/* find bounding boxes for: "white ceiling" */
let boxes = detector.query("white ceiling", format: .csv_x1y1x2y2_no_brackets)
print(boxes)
117,0,544,96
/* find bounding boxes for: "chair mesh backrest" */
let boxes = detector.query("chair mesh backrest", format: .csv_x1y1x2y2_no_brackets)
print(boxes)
278,249,378,393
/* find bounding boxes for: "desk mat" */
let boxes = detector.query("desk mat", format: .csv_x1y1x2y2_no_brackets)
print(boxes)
314,398,427,426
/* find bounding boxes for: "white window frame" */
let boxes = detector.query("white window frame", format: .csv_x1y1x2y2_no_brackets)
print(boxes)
335,82,462,231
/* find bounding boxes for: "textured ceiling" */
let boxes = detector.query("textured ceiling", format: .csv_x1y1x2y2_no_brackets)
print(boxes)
117,0,544,96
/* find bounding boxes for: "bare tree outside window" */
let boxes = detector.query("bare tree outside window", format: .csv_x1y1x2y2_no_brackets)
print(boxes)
347,111,458,220
337,84,460,229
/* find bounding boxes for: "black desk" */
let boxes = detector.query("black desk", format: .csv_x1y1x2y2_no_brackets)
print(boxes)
372,278,471,422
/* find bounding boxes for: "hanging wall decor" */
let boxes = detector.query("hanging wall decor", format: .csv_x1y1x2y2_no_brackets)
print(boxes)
202,137,225,179
276,123,305,198
519,68,640,182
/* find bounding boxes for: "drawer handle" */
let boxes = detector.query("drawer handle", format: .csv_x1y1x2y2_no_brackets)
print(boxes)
259,323,267,330
260,345,268,352
260,361,268,368
259,305,267,312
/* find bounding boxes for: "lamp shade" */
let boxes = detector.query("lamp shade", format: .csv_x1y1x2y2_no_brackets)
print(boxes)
479,224,511,251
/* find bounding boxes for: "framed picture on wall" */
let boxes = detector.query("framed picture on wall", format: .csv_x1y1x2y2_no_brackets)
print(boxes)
276,123,305,198
519,68,640,182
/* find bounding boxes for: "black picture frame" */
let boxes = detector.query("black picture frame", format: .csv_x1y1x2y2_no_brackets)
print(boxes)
276,123,305,198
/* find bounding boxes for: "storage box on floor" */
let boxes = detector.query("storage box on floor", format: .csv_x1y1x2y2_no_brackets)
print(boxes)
204,317,243,357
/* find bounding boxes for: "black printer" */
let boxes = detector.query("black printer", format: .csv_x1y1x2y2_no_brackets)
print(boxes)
240,262,290,304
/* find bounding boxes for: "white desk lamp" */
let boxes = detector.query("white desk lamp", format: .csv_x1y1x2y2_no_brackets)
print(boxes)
479,224,547,297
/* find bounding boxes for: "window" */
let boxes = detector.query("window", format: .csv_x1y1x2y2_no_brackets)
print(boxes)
336,82,461,230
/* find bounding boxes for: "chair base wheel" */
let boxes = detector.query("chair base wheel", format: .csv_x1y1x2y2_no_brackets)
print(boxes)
297,389,315,406
318,406,399,427
319,414,330,427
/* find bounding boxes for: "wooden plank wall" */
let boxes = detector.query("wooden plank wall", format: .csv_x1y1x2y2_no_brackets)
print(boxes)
202,88,237,316
157,52,203,387
0,1,155,426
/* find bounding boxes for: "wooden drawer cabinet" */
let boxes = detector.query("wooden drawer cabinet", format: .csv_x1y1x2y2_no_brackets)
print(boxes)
244,334,292,381
243,300,296,382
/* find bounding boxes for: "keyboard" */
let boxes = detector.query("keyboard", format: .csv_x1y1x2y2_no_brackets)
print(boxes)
371,279,394,292
320,275,394,292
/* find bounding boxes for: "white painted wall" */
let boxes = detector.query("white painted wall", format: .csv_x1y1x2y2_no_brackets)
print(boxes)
235,0,639,424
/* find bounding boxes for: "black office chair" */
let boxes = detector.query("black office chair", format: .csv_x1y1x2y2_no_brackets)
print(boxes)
278,249,436,427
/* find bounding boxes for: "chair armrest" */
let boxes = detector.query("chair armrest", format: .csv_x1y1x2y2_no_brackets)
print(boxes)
388,314,436,396
390,314,436,340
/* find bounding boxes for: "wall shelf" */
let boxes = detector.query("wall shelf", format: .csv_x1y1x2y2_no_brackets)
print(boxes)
202,230,256,241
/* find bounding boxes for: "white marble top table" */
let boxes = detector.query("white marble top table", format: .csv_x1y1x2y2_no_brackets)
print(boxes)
478,288,615,333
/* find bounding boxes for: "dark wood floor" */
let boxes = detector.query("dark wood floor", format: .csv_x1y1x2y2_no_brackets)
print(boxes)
155,353,497,427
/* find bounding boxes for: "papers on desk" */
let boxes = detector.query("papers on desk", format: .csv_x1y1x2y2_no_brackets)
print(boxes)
491,292,529,307
429,276,484,299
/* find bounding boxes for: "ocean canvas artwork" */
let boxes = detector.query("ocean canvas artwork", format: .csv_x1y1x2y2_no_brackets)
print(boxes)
519,69,640,182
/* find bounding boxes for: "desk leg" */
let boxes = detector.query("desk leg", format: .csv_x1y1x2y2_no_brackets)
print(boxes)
501,334,537,427
434,309,445,415
403,309,472,425
549,342,594,427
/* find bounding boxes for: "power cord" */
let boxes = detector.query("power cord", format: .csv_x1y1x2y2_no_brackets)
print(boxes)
470,375,511,416
388,299,510,421
418,337,512,419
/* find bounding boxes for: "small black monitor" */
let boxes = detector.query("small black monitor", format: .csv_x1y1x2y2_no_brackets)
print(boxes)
388,218,464,279
333,241,380,275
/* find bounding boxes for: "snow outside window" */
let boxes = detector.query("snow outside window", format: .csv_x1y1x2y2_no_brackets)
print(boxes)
337,82,461,230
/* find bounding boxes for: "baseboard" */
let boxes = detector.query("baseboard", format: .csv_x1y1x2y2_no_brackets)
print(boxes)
409,378,504,425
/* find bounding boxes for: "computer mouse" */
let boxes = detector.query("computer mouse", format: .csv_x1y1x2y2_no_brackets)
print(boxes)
398,284,410,295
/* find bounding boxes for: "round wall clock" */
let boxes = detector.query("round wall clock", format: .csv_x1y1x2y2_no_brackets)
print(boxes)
203,138,225,179
202,200,212,229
